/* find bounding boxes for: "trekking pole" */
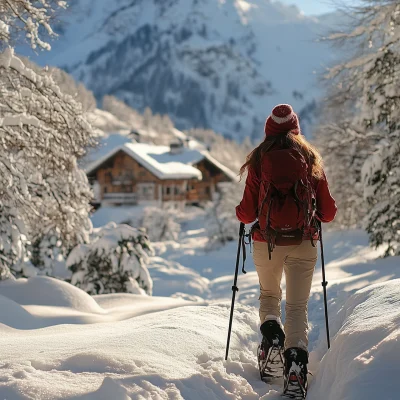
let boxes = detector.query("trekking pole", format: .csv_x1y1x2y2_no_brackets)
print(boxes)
319,222,331,349
225,222,245,361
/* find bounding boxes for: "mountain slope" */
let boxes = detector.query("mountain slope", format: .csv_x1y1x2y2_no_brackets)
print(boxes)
24,0,340,140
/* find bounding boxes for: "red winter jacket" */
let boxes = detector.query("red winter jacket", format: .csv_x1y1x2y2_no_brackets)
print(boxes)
236,154,337,242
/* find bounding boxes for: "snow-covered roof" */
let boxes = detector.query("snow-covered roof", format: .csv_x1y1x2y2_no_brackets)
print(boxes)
86,143,203,181
85,135,237,182
199,151,239,182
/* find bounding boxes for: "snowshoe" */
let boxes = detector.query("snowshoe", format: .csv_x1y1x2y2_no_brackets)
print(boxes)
283,347,308,399
257,320,285,381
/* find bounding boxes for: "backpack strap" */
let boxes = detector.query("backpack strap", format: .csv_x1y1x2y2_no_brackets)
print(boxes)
266,196,275,260
257,182,271,218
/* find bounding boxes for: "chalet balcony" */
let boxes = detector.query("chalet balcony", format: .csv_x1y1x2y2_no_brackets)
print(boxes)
103,193,138,205
111,178,134,186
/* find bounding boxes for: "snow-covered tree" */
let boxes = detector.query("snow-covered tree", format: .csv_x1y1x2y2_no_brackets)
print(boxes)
325,0,399,130
206,182,243,248
30,228,70,278
102,95,143,127
49,67,97,112
140,207,181,242
315,122,377,228
67,223,154,295
0,48,94,248
102,96,177,145
317,0,400,253
0,1,97,277
0,202,27,279
0,49,95,278
0,0,66,50
362,134,400,256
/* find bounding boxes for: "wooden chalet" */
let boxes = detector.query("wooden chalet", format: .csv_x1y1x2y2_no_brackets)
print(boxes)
86,139,236,209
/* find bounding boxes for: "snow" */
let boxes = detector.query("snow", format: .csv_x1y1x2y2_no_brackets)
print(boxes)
0,206,398,398
0,114,40,127
309,279,400,400
90,205,147,228
0,21,9,40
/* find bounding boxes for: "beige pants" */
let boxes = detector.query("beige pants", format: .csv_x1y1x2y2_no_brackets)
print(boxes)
253,241,317,351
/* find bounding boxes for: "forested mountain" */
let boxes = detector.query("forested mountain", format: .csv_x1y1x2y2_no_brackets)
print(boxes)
23,0,340,140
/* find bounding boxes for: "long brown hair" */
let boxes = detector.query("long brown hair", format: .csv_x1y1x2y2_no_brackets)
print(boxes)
239,132,324,180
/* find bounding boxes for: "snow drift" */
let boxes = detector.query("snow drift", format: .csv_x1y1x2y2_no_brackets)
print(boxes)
309,279,400,400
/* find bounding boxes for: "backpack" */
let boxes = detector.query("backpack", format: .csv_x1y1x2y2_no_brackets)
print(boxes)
256,148,317,259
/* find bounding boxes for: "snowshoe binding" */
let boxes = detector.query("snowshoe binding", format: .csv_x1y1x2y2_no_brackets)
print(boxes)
283,347,308,399
257,320,285,381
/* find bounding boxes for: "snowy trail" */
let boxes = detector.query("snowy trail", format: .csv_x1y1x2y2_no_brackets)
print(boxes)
0,208,399,398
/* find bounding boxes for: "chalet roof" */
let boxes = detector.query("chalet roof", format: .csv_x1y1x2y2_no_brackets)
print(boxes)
85,143,203,181
85,135,238,182
198,151,238,182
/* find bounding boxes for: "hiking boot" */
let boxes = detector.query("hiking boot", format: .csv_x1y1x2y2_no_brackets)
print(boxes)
283,347,308,399
257,320,285,380
260,319,285,348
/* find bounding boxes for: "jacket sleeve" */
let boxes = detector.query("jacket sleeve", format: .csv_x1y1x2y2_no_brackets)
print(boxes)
315,172,337,223
236,166,260,224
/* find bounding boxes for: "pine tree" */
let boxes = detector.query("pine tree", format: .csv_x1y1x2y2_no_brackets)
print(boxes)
67,224,154,295
317,0,400,254
362,131,400,256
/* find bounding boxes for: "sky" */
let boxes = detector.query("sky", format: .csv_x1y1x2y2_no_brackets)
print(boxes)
277,0,356,16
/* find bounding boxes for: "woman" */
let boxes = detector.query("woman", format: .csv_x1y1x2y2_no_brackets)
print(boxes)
236,104,337,394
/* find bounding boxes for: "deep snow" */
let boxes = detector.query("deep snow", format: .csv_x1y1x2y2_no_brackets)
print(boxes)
0,207,398,399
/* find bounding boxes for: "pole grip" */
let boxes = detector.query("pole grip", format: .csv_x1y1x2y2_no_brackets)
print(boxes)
239,222,245,236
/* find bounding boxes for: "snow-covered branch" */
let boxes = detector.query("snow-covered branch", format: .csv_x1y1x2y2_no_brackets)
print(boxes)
0,48,96,278
0,0,67,50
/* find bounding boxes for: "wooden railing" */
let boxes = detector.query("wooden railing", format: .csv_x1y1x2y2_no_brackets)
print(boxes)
103,193,138,204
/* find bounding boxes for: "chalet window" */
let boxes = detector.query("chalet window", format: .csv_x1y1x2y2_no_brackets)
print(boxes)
205,186,211,195
104,187,108,193
165,187,171,195
174,187,179,195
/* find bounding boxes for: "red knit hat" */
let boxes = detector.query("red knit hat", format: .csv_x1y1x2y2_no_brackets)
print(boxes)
264,104,300,136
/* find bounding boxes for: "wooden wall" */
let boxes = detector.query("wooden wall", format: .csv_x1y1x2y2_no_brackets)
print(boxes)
89,151,233,205
190,159,232,202
92,151,196,204
95,151,158,198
